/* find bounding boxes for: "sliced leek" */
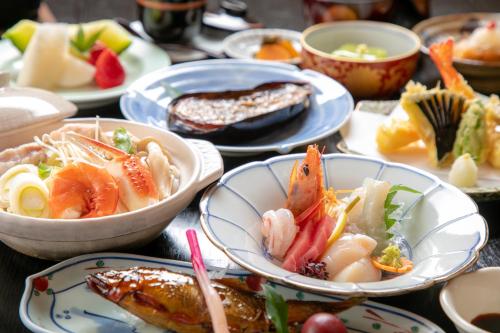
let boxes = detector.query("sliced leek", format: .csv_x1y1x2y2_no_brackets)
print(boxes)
0,164,38,206
8,173,49,218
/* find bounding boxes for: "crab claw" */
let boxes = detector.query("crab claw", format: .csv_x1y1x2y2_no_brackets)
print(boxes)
66,132,127,162
107,154,159,211
66,132,159,211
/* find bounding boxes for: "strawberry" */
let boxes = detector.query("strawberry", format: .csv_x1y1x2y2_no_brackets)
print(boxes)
88,41,107,65
94,48,125,89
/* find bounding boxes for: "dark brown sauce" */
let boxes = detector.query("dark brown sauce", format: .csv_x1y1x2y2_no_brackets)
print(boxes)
471,313,500,332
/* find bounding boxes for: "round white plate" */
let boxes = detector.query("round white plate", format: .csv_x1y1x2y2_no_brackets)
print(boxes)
200,153,488,297
120,59,353,156
223,28,302,64
0,37,170,109
20,252,445,333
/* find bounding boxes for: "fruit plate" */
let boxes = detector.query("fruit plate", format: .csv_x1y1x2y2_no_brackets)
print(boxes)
120,59,353,156
338,101,500,201
20,252,445,333
0,36,170,110
200,153,488,297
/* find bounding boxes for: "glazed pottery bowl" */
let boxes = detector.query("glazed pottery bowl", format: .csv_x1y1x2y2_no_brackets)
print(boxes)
200,153,488,297
0,118,223,260
440,267,500,333
301,21,420,99
413,12,500,95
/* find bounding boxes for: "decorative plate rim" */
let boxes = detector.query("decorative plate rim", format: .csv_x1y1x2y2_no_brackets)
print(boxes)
199,153,489,297
120,59,354,155
19,252,446,333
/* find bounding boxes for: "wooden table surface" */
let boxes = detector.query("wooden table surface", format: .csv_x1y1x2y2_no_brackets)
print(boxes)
1,1,500,332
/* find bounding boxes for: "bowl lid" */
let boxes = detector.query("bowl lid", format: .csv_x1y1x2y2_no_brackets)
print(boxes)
0,72,77,138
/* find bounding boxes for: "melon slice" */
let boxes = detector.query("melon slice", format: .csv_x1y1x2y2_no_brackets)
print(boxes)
1,19,37,53
67,20,132,54
4,20,132,55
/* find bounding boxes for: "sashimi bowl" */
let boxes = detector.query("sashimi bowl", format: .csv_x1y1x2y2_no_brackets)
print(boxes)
200,152,488,297
0,118,223,260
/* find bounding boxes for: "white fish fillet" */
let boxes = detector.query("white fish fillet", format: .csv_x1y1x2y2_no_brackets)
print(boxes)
345,178,391,251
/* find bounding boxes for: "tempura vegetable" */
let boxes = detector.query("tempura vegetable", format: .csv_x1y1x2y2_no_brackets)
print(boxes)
401,82,467,166
453,101,488,163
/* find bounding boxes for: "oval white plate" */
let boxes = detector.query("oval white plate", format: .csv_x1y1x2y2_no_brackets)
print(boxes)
0,37,170,109
20,252,445,333
223,28,302,64
339,101,500,200
200,153,488,297
120,59,353,156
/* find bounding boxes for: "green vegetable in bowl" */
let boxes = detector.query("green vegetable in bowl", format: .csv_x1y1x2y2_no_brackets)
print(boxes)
37,163,52,180
113,127,135,154
331,43,388,60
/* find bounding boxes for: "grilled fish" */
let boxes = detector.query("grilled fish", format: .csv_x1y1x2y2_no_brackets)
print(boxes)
87,267,358,333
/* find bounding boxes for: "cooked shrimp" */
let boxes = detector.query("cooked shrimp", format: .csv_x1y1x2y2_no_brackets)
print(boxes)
66,133,159,211
286,145,324,217
429,38,475,100
49,162,119,219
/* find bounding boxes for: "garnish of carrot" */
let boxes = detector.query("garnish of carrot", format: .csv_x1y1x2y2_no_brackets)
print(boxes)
371,257,414,274
186,229,229,333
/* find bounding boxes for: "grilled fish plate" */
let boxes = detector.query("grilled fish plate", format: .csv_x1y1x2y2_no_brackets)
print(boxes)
20,253,445,333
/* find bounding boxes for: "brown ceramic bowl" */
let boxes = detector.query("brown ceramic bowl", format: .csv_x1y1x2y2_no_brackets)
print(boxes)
301,21,420,99
412,12,500,95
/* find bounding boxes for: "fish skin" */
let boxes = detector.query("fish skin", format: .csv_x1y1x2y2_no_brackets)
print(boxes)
86,267,355,333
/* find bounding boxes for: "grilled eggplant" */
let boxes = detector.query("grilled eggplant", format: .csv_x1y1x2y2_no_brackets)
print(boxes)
87,267,360,333
402,82,468,166
167,81,312,142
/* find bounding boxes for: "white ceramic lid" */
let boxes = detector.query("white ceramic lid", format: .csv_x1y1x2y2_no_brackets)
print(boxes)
0,72,77,138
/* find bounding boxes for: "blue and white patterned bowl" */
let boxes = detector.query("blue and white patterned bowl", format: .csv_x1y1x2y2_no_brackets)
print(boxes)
19,253,445,333
120,59,353,156
200,153,488,297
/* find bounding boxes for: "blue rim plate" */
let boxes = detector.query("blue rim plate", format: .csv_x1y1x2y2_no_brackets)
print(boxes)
120,59,354,156
199,153,488,297
20,252,445,333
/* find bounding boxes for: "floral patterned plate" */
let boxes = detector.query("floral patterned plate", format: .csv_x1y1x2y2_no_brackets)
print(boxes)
20,253,445,333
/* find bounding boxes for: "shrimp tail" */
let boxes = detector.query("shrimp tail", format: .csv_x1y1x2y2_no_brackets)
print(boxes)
429,38,475,100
